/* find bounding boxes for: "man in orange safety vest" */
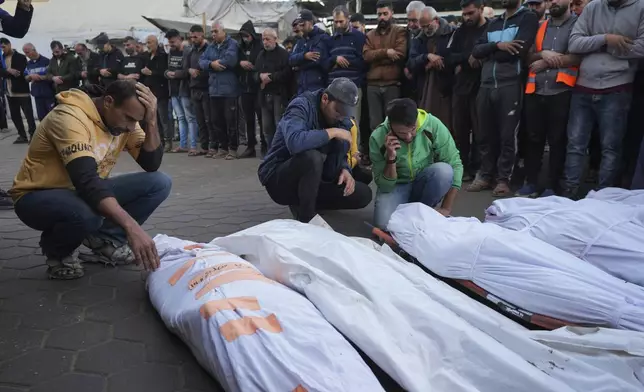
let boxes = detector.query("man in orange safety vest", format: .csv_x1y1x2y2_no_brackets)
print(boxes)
515,0,580,198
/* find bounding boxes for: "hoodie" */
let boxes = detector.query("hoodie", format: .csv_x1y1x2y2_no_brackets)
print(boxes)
369,109,463,192
238,20,263,93
326,27,366,86
10,89,162,205
25,55,55,98
289,26,331,94
568,0,644,89
472,7,539,88
258,89,352,185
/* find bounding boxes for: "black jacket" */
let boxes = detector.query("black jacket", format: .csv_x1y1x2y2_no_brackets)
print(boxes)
100,48,124,87
447,20,488,95
77,51,101,85
407,19,456,96
237,20,263,93
119,54,145,77
142,49,169,99
0,50,29,94
254,45,291,96
166,49,190,97
47,52,79,93
187,41,209,91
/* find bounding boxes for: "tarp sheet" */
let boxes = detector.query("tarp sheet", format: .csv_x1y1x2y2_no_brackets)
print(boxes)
212,219,644,392
485,196,644,286
388,203,644,331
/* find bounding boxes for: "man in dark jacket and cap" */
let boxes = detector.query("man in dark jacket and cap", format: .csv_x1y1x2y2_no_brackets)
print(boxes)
97,34,124,88
289,9,330,95
238,20,266,158
258,77,372,223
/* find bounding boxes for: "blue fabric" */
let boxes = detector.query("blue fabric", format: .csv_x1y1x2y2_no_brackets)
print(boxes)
258,89,352,185
34,97,55,121
373,162,453,229
0,5,32,39
326,28,365,86
25,55,54,98
564,91,633,192
198,36,240,98
172,96,198,149
289,26,330,94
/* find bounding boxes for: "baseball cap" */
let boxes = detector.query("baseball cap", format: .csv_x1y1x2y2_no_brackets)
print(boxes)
325,78,359,118
295,9,314,22
525,0,543,4
95,33,110,46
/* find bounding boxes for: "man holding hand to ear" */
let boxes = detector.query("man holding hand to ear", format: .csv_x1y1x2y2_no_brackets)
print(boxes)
370,98,463,229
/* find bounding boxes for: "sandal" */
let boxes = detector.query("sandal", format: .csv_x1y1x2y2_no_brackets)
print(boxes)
492,181,512,198
205,149,217,158
46,257,84,280
225,152,238,160
171,147,188,153
466,179,493,192
188,150,199,156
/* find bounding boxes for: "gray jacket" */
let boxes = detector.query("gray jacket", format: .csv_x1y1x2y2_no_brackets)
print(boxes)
568,0,644,89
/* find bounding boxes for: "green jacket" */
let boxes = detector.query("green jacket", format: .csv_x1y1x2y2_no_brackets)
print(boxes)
46,52,79,93
369,109,463,193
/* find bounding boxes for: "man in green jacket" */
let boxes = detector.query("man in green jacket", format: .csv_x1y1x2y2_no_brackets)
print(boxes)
370,98,463,229
46,41,79,93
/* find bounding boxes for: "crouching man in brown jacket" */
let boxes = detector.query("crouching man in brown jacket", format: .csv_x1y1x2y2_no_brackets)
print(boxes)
363,1,407,134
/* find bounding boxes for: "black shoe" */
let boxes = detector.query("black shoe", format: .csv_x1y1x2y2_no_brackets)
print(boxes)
260,144,267,158
239,147,256,158
13,136,28,144
0,190,14,210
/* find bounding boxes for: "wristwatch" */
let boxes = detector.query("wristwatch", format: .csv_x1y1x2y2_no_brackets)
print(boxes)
386,157,397,164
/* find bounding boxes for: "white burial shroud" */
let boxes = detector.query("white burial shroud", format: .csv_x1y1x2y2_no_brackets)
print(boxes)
213,219,644,392
485,195,644,286
388,202,644,331
148,234,384,392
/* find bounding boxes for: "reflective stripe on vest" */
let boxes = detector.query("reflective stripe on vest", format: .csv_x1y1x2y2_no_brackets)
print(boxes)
525,20,578,94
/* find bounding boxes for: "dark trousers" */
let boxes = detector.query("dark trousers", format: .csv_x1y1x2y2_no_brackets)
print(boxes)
14,172,172,259
265,150,372,223
260,93,284,150
352,165,373,185
241,92,264,148
156,98,172,142
452,93,480,174
209,96,239,151
367,85,401,131
523,91,571,190
0,95,7,129
7,96,36,138
476,84,522,183
359,86,371,154
191,89,216,150
34,97,56,121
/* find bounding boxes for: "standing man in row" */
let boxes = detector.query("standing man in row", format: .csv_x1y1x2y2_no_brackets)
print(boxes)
47,41,78,94
23,43,55,121
75,43,101,86
97,35,124,88
118,36,145,82
289,9,330,95
186,25,214,156
238,20,265,158
0,38,35,144
199,21,240,160
141,35,171,151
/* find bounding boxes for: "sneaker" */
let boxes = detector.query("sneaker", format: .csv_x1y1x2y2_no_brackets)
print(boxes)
515,183,539,198
540,188,556,198
213,149,229,159
79,235,135,266
46,254,84,280
238,147,256,158
13,136,28,144
163,143,173,153
0,192,13,210
0,128,9,133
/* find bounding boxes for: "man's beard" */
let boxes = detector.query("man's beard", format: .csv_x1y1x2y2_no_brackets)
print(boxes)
335,26,348,33
377,19,391,30
242,37,252,45
408,27,420,36
125,48,134,55
549,4,566,17
264,44,275,51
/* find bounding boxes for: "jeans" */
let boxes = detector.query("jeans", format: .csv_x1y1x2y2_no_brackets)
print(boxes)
373,163,453,229
241,92,264,148
7,96,36,138
14,172,172,259
34,97,55,121
210,96,239,151
172,96,198,149
260,93,284,150
632,135,644,190
563,90,632,192
476,85,522,183
524,91,571,190
264,150,372,223
367,85,401,131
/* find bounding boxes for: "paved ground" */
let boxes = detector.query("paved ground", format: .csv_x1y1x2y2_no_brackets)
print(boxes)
0,129,496,392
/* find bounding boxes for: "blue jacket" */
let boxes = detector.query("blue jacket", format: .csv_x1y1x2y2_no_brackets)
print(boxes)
325,28,366,86
258,89,351,185
289,26,330,94
198,36,240,98
25,55,54,98
0,3,32,38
